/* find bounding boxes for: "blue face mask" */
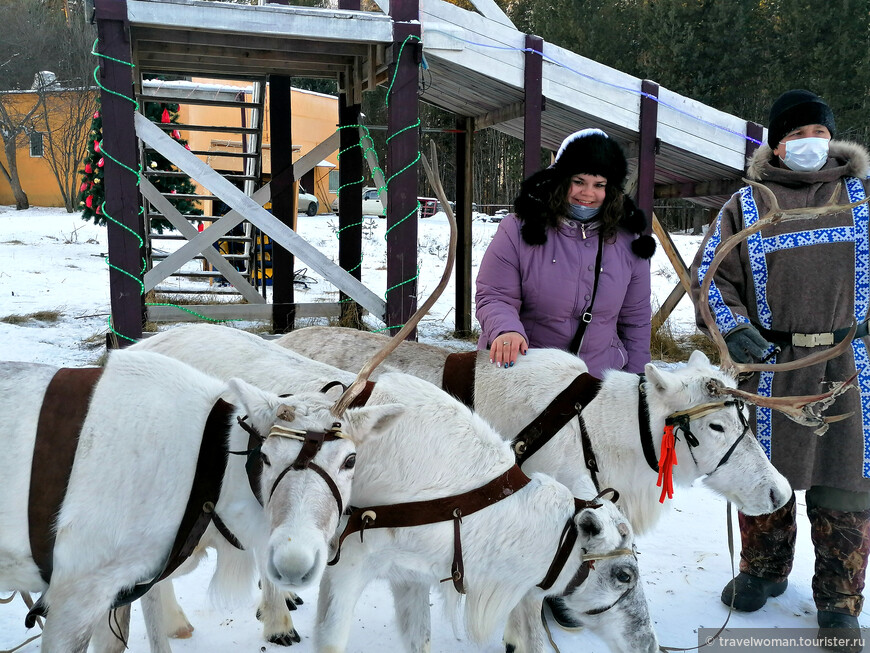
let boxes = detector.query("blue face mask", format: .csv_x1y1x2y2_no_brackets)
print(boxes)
568,203,600,222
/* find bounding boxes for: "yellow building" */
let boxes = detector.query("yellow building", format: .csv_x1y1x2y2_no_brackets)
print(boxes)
1,79,340,212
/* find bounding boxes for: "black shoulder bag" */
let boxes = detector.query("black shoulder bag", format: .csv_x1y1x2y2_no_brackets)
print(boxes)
568,233,604,355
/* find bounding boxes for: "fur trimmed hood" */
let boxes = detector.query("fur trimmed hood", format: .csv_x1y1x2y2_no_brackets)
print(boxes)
747,140,870,182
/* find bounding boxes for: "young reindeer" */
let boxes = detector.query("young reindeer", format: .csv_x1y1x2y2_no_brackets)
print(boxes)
0,351,365,653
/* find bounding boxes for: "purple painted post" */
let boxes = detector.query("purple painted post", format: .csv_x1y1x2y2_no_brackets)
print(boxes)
455,116,473,335
637,79,659,235
338,94,363,326
95,0,144,346
338,0,360,9
523,35,544,178
269,76,295,332
386,0,421,336
745,121,764,165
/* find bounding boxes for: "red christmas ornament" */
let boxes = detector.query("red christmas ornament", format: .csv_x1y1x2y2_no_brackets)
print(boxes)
94,140,100,153
80,182,87,192
98,157,105,168
161,108,171,123
95,204,102,215
184,143,191,151
93,110,100,119
171,130,181,140
85,163,92,174
170,189,177,194
85,195,93,208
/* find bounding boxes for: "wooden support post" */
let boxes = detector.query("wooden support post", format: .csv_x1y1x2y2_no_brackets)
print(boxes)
455,116,474,336
745,120,764,164
523,34,543,178
95,0,144,347
338,0,361,10
637,80,659,233
269,75,296,332
386,0,421,336
338,94,364,328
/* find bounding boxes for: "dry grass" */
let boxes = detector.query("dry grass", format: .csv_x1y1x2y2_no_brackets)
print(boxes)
1,310,63,325
651,322,720,364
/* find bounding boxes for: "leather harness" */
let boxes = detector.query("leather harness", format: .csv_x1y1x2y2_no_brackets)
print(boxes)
26,368,236,626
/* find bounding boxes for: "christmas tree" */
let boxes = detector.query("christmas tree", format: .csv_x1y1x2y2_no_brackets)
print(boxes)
78,98,202,233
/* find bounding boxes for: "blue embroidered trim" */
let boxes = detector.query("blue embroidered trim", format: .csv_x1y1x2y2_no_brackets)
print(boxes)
696,204,747,334
743,178,870,477
755,366,775,459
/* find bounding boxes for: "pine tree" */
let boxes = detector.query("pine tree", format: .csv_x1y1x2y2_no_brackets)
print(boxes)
77,97,202,232
77,105,104,221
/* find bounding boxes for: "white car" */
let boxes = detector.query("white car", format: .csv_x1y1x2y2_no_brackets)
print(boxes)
298,187,319,216
331,186,385,216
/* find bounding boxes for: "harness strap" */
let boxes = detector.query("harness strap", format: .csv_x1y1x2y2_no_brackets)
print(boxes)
329,465,531,594
112,398,236,607
30,367,103,585
512,373,602,465
637,375,660,473
441,351,478,407
578,416,600,492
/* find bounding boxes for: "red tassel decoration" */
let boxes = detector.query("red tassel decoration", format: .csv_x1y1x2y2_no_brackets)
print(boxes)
656,425,678,503
161,108,171,123
85,163,92,174
85,195,93,208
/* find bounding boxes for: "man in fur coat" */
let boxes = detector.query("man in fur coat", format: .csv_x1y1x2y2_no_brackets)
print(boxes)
691,89,870,652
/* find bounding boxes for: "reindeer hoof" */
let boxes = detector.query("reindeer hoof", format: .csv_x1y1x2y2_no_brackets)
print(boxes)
268,630,302,646
170,624,194,639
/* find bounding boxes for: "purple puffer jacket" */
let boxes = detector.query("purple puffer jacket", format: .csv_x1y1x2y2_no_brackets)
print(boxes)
475,214,652,377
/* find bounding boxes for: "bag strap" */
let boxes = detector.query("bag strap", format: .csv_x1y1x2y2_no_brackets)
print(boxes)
569,233,605,354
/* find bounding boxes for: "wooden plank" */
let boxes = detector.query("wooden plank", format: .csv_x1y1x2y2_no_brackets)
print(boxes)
636,80,658,228
137,41,357,67
126,0,393,44
139,178,265,304
455,116,473,334
474,100,525,130
469,0,515,28
135,113,386,320
651,212,692,295
292,131,340,180
147,302,341,322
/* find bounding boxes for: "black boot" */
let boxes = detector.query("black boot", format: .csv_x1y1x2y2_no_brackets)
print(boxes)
817,611,863,653
720,494,796,611
721,572,788,611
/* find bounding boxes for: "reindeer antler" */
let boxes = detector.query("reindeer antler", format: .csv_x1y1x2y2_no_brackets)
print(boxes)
331,141,458,417
699,179,868,431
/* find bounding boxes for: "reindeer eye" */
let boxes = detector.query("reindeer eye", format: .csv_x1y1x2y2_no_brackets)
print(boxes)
261,453,272,467
342,454,356,470
709,423,724,432
615,569,633,584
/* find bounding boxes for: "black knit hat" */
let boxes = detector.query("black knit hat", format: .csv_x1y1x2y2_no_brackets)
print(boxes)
767,89,836,148
553,129,628,189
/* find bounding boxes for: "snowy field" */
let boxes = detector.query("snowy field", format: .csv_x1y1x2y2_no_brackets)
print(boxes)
0,206,862,652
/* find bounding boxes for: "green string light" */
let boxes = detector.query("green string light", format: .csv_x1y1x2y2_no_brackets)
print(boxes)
90,38,241,342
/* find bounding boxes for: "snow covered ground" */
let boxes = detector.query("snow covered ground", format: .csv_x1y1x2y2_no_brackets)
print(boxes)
0,206,862,652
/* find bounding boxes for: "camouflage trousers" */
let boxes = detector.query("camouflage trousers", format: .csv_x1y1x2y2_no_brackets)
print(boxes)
738,493,870,615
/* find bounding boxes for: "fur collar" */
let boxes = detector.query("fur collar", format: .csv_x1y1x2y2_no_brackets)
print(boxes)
747,140,870,181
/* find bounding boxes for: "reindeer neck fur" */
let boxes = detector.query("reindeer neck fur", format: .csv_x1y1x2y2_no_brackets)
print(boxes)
349,372,515,506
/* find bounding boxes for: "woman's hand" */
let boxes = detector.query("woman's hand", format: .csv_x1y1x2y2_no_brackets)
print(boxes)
490,331,528,368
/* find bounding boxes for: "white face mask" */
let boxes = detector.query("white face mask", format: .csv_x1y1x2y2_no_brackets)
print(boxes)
781,137,830,172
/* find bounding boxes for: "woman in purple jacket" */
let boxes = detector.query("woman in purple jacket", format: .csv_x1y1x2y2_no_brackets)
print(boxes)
476,129,656,377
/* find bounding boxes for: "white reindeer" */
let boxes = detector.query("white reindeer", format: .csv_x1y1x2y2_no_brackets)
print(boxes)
276,326,793,535
0,350,381,653
132,323,659,653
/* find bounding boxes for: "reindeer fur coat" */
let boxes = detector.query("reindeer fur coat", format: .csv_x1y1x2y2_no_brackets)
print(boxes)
691,140,870,492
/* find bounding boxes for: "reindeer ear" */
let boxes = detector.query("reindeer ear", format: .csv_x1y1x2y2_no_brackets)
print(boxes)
228,378,280,433
644,362,676,395
576,508,604,538
688,349,711,368
340,404,405,445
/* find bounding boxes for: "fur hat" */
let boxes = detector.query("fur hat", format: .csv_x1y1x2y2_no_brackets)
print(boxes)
553,128,628,189
767,89,836,148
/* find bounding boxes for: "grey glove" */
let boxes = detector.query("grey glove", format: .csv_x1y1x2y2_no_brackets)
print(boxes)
724,324,776,364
